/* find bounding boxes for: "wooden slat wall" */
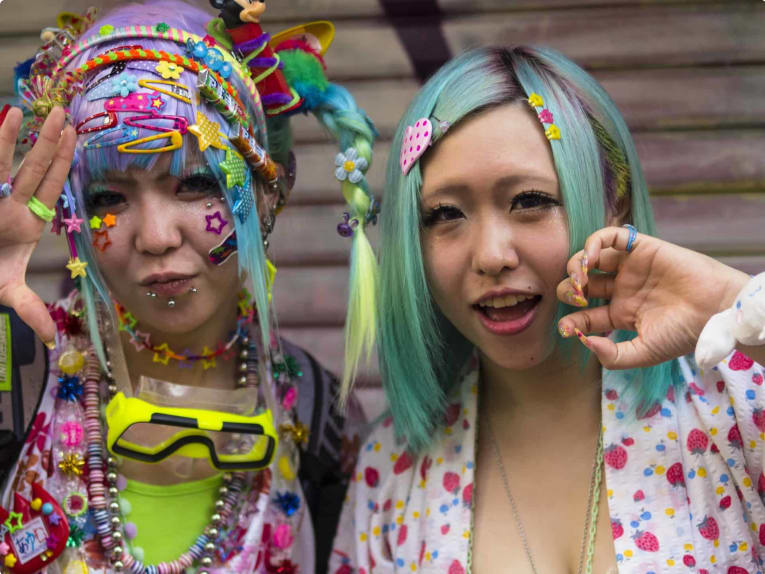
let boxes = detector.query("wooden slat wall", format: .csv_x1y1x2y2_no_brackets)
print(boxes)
1,0,764,419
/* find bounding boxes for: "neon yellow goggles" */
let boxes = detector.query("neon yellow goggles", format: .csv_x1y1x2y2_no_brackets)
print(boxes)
105,392,278,470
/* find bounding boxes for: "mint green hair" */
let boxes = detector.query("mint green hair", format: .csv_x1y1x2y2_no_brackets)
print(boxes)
267,49,378,395
378,46,681,452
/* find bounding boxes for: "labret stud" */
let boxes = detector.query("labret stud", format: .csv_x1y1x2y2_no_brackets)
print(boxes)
145,291,157,298
168,298,176,308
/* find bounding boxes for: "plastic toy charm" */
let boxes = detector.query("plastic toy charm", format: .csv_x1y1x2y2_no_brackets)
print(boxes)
0,483,70,574
336,212,358,238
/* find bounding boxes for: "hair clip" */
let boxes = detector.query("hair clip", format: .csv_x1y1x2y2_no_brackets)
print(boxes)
209,229,237,266
117,130,183,154
188,111,228,152
85,61,128,92
137,79,192,104
198,69,247,125
231,170,254,223
75,110,118,135
86,71,139,101
230,122,278,183
83,124,139,150
400,118,433,175
105,91,165,113
155,60,184,80
527,92,561,141
220,149,248,188
123,114,189,135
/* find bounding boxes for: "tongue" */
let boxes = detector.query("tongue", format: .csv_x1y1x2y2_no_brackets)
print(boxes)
482,298,537,322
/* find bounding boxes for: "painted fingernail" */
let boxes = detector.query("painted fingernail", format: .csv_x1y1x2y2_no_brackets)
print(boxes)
568,291,588,307
580,254,589,277
558,323,572,338
574,328,590,347
570,272,583,294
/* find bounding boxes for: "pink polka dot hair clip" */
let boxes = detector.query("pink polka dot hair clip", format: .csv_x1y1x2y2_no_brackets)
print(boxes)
399,117,450,175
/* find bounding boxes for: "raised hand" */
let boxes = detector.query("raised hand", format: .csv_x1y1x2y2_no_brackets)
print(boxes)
0,106,76,347
556,226,750,370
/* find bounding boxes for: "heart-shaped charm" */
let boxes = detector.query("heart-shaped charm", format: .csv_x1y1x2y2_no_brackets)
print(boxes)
400,118,433,175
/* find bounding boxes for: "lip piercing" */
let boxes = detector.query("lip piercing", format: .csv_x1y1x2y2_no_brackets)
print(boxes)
146,291,157,298
190,287,198,294
167,298,176,308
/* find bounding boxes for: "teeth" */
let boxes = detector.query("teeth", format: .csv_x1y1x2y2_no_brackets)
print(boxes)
479,294,533,308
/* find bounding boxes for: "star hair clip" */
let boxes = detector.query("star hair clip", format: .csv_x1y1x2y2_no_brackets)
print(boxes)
527,92,561,141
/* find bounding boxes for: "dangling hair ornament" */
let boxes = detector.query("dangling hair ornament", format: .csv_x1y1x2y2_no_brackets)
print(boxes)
527,92,561,141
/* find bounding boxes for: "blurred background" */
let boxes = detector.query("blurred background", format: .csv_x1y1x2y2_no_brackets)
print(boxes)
1,0,764,420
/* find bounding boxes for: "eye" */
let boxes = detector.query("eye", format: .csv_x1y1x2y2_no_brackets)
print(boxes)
421,203,464,227
178,173,219,197
510,190,560,211
85,190,126,213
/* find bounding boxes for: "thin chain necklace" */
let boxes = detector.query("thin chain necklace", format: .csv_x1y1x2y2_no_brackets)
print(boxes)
485,418,604,574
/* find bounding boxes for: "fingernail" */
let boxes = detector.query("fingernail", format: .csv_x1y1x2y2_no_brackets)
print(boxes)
558,323,572,338
580,254,589,277
45,341,56,350
568,291,588,307
570,272,582,294
573,328,590,347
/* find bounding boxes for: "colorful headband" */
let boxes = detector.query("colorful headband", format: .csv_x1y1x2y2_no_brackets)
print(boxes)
527,92,561,141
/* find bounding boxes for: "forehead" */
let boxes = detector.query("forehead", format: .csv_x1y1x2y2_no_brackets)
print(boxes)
421,102,558,195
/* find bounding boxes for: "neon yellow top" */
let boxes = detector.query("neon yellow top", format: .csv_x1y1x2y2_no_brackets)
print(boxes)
121,474,223,564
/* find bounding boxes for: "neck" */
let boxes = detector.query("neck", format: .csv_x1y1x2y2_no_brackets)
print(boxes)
480,345,602,440
118,304,243,392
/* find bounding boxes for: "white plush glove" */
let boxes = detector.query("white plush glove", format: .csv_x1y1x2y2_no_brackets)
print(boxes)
695,272,765,369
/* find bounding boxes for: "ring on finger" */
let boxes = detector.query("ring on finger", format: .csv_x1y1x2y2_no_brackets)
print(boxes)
622,224,638,253
0,177,11,198
27,196,56,222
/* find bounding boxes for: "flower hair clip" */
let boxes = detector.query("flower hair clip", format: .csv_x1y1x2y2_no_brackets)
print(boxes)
527,92,561,141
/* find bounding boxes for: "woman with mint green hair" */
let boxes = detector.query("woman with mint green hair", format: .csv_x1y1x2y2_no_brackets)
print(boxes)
330,46,765,573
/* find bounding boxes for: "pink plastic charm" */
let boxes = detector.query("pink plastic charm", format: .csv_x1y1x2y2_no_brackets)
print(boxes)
400,118,433,175
60,421,84,448
538,109,554,124
282,387,298,410
272,523,293,549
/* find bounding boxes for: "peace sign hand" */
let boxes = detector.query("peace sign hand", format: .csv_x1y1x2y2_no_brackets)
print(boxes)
556,226,749,370
0,106,76,347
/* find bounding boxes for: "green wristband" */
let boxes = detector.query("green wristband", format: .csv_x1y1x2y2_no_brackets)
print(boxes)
27,196,56,223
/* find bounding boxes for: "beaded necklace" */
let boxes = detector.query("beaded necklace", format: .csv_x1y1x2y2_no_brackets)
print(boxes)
114,292,255,372
78,336,258,574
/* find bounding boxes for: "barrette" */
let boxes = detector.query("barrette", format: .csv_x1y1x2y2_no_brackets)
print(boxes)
85,61,128,92
117,130,183,154
186,38,233,79
105,91,166,113
123,114,189,134
137,79,192,104
230,121,277,183
198,68,246,125
188,111,227,152
526,92,561,141
83,124,139,149
231,170,254,223
76,110,118,135
86,71,139,101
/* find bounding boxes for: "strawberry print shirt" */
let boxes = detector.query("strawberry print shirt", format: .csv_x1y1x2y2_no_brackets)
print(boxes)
330,351,765,574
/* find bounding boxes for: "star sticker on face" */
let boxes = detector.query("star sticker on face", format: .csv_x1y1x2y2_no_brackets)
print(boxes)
63,215,84,233
102,213,117,227
205,210,228,235
66,257,88,279
4,511,23,534
92,229,111,252
188,111,228,152
89,215,102,230
153,342,172,365
220,148,247,188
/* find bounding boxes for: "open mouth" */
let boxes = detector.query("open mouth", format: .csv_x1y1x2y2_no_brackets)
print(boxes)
474,294,541,335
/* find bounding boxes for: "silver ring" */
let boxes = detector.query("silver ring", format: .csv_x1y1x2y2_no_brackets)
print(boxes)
0,178,11,198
